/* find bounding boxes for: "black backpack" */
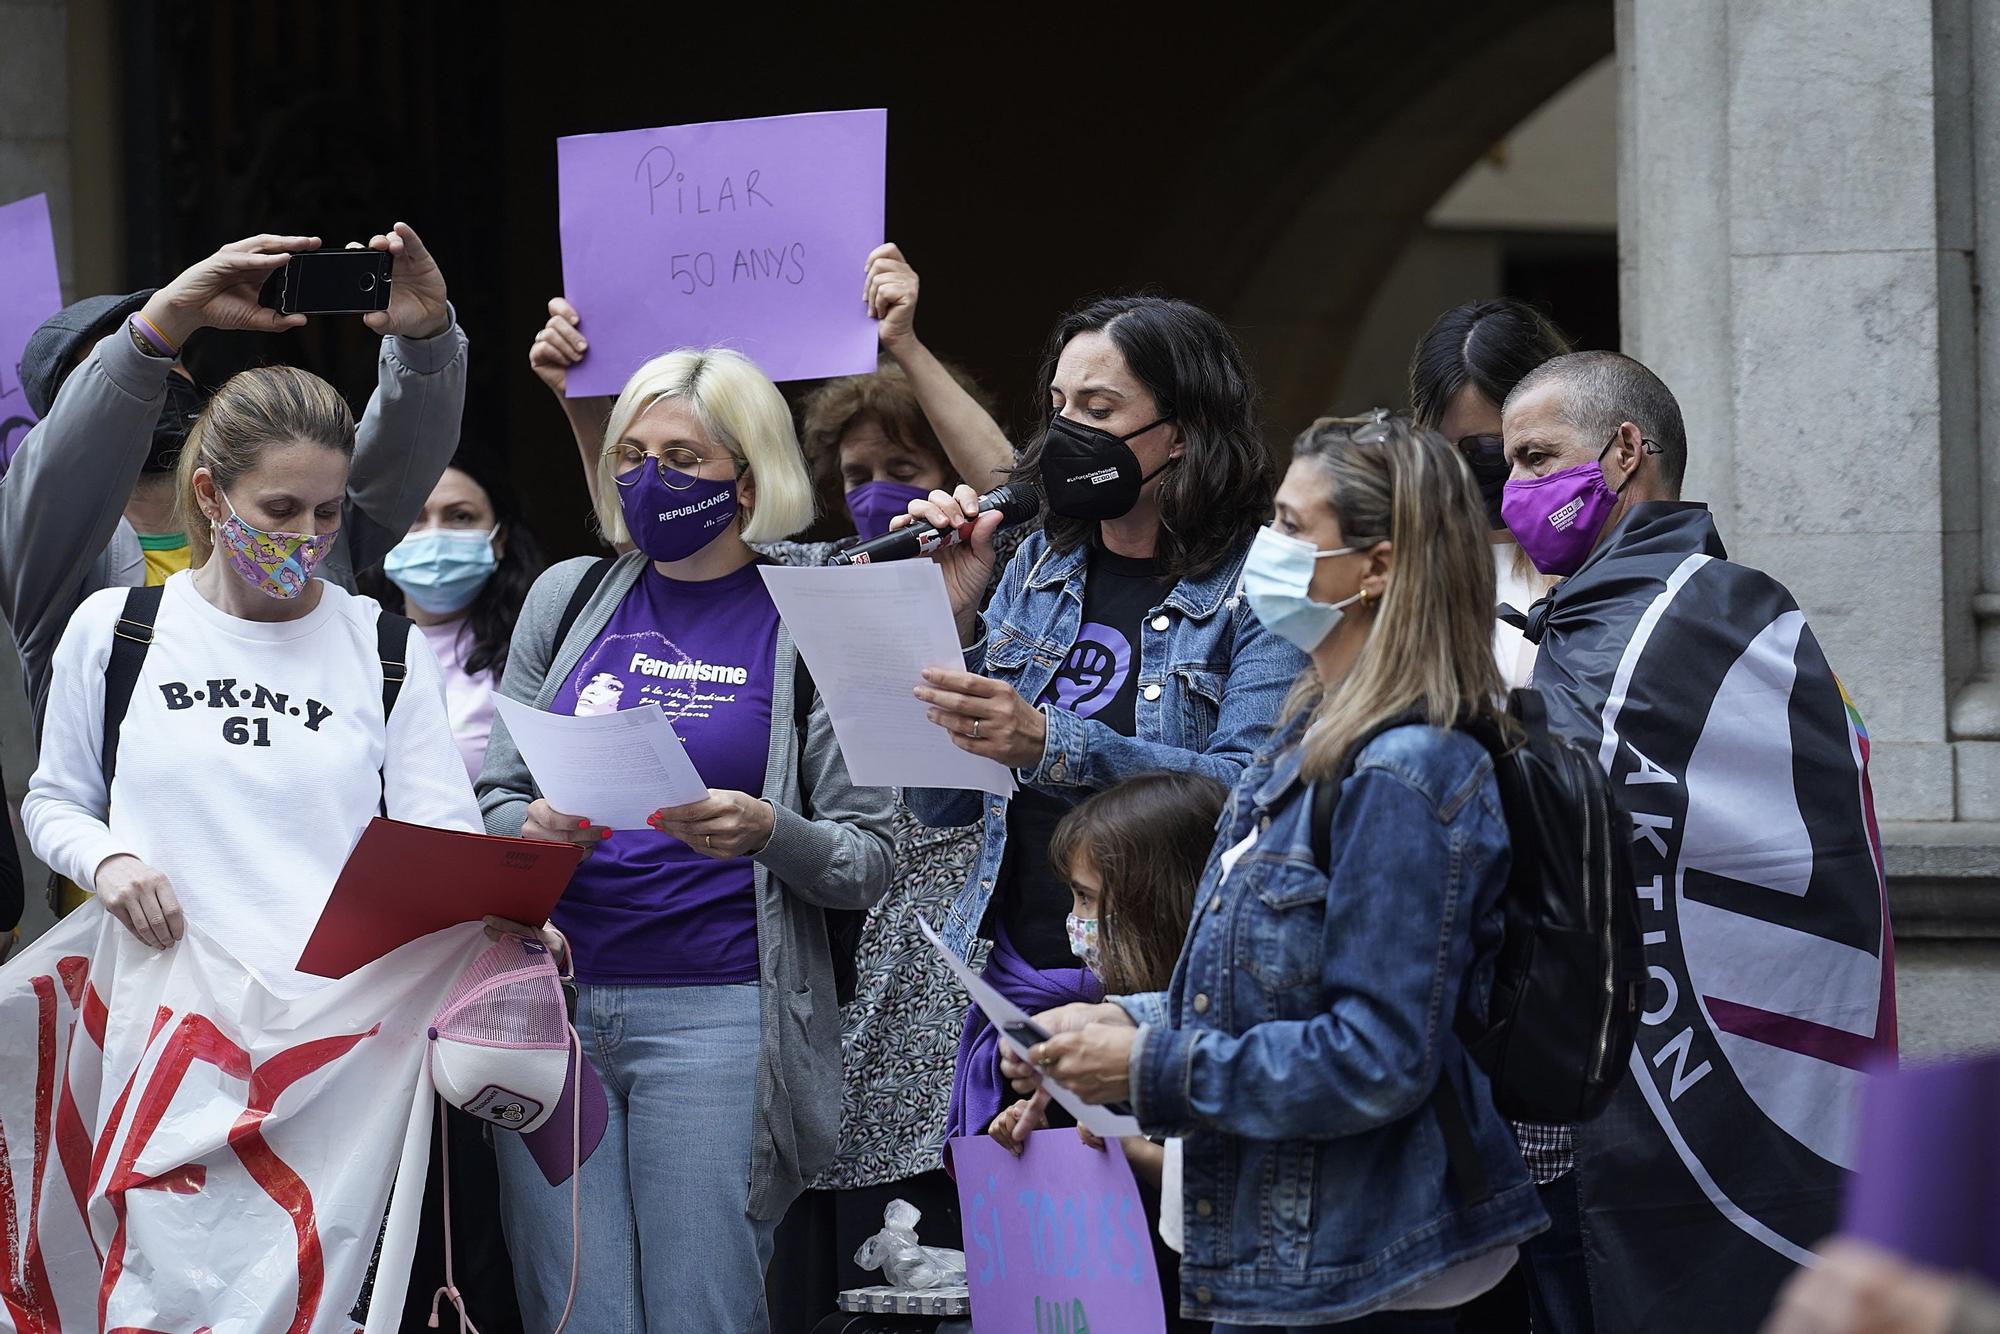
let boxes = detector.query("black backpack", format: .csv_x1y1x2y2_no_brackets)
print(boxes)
1309,688,1644,1127
554,557,865,1005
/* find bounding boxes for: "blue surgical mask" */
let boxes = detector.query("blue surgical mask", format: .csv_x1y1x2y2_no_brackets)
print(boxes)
384,527,498,615
1242,525,1364,652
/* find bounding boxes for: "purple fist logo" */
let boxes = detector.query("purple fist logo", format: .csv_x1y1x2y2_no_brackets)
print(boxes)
1041,623,1133,719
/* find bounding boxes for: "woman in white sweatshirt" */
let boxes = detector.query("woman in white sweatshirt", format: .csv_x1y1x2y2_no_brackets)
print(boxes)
23,364,478,995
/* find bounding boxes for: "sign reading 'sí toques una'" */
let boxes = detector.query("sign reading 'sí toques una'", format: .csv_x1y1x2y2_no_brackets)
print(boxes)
951,1132,1167,1334
556,109,886,395
0,193,63,473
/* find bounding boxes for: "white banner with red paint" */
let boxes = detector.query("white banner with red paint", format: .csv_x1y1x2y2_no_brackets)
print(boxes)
0,903,482,1334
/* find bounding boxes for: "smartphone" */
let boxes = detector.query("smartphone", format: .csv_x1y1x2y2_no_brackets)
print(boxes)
258,249,393,315
1003,1019,1054,1052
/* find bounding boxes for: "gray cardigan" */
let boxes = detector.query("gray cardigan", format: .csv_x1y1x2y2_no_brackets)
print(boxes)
475,551,896,1219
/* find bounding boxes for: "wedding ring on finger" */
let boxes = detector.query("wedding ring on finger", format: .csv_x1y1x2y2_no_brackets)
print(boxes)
705,833,714,850
971,719,982,740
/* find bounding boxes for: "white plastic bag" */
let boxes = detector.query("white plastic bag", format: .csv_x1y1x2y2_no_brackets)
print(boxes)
852,1199,967,1289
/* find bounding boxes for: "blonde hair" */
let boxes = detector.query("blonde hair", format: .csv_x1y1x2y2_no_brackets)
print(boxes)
1284,414,1508,781
593,348,815,546
174,365,356,564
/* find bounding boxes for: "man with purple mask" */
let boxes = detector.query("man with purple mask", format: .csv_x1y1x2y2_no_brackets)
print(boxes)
1498,351,1896,1334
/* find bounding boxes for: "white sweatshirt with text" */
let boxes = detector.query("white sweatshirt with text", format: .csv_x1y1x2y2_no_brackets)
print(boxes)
24,572,479,995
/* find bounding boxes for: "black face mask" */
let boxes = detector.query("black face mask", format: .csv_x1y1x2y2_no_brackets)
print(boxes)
1457,433,1510,528
1038,414,1176,521
144,374,207,475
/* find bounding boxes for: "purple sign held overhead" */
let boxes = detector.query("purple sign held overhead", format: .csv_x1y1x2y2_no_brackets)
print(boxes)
556,109,886,396
951,1131,1167,1334
0,193,64,471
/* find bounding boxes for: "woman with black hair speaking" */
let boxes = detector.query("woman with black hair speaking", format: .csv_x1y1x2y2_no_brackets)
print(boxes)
903,294,1304,1143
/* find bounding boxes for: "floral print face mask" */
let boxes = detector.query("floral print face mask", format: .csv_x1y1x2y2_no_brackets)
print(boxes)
215,492,337,599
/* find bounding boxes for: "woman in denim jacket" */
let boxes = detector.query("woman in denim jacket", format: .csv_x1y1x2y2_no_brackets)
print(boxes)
1018,416,1548,1330
902,295,1305,1142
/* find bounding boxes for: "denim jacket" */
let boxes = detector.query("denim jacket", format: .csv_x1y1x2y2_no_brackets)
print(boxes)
1118,713,1547,1325
904,529,1306,959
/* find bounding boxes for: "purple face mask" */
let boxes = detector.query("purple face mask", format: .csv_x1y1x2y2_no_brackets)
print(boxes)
1501,434,1641,576
844,479,930,541
617,459,739,563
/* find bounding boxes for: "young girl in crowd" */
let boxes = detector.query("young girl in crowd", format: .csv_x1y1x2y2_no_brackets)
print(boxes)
364,450,545,781
1014,415,1548,1331
476,346,896,1332
989,769,1227,1334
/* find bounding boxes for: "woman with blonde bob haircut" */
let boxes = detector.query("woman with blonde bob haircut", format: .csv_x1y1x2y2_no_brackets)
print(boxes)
1017,415,1548,1329
476,347,895,1330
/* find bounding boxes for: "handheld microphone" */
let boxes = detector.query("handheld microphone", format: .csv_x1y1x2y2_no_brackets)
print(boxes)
824,483,1040,566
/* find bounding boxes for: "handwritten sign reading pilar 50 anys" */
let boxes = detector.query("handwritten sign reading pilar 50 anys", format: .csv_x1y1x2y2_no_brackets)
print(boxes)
556,109,885,395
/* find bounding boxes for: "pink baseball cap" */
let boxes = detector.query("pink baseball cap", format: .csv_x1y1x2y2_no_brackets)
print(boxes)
428,934,606,1184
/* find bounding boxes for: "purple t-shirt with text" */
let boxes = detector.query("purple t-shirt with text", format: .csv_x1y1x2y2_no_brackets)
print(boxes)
549,560,778,985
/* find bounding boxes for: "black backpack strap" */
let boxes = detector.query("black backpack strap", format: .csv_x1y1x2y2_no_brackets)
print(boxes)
102,585,166,790
553,556,616,654
376,610,412,816
377,610,411,721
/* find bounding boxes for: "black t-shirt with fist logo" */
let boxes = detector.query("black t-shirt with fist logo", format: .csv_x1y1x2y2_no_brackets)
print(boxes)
994,550,1171,970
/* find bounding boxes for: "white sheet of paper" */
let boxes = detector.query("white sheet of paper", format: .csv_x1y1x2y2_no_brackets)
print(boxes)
759,563,1016,797
918,918,1144,1138
493,695,708,830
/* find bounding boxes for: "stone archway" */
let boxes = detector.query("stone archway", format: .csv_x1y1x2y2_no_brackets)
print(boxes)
1146,2,1614,437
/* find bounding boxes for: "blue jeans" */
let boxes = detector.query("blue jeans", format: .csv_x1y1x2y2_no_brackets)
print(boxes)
1519,1171,1594,1334
495,982,774,1333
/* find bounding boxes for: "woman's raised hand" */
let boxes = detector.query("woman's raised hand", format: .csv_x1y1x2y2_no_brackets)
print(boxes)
139,234,320,348
529,297,589,398
864,242,921,351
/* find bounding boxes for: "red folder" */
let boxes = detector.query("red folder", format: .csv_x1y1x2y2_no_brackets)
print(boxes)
296,817,585,979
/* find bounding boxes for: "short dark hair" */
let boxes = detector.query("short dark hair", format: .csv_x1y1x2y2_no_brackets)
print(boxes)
1508,351,1688,495
1048,770,1229,995
1408,299,1573,432
1014,294,1272,580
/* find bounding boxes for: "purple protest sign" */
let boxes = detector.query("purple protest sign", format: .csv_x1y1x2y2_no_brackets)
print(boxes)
1841,1052,2000,1283
952,1131,1167,1334
556,109,885,396
0,193,64,471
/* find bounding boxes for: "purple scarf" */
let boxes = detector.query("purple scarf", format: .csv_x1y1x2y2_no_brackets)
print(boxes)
946,928,1100,1143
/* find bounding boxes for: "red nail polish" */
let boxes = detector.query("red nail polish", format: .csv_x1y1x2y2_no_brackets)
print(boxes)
577,819,590,829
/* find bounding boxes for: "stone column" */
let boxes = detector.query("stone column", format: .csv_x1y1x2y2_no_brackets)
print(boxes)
1946,1,2000,819
1617,0,1969,822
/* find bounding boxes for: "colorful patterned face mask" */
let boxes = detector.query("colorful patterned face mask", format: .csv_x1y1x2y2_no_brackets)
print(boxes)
215,492,338,599
1065,912,1102,975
